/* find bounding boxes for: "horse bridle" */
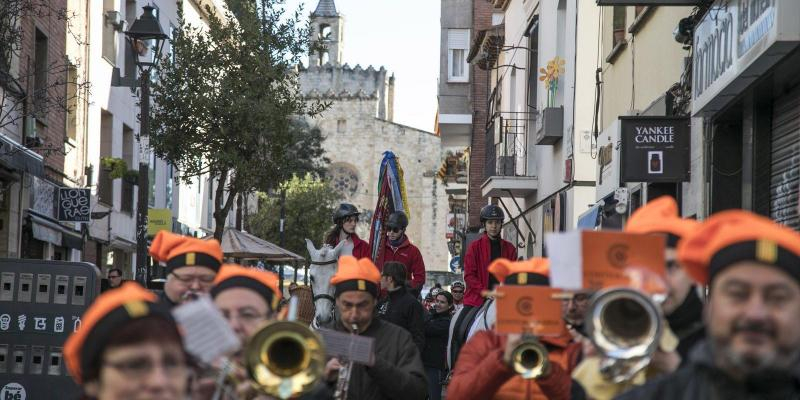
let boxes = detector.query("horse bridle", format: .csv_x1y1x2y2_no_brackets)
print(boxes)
309,258,338,324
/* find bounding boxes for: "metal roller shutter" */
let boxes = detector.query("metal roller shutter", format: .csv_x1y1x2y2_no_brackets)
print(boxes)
770,86,800,229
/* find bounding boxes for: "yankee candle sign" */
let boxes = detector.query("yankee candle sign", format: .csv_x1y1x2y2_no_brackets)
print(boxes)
620,116,690,182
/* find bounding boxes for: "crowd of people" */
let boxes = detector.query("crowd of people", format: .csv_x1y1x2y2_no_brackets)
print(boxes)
62,199,800,399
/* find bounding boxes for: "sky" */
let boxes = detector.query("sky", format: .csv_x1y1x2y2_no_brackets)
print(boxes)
283,0,441,132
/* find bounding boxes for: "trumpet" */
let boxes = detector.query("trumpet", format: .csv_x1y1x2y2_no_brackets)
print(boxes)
585,287,663,383
242,320,326,399
510,335,550,379
333,323,359,400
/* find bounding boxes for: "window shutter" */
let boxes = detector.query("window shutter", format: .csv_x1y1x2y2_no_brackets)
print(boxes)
447,29,469,50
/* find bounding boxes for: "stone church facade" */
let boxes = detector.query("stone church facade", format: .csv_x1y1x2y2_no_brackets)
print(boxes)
299,0,450,273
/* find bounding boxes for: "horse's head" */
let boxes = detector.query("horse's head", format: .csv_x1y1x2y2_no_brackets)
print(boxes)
305,239,344,327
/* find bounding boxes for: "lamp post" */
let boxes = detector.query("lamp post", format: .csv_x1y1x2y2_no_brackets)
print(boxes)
124,5,168,287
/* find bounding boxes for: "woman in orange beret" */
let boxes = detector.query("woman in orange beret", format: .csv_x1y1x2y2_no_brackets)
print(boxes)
64,282,189,399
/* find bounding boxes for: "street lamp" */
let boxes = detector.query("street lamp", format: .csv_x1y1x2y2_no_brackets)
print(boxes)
124,5,168,287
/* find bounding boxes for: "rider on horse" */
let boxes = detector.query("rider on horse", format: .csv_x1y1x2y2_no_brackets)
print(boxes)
324,203,371,259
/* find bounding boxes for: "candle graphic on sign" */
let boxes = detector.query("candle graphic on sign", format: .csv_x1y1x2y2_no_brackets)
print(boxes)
648,151,663,174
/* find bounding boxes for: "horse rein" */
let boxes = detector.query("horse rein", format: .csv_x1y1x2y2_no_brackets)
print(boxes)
309,259,338,266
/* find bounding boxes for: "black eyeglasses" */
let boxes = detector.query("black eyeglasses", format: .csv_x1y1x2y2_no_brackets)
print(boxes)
387,227,403,233
108,275,121,279
451,290,464,294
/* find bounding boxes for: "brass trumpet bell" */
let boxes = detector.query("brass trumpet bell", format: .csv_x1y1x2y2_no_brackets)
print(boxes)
585,287,663,383
511,336,550,379
244,320,326,399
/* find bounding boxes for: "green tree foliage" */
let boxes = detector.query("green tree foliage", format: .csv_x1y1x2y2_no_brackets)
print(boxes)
150,0,327,239
247,174,341,257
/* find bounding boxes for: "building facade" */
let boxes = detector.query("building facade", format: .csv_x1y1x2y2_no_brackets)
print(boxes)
462,0,600,257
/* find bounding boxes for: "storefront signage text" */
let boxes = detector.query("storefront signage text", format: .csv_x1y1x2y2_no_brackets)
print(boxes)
693,0,799,115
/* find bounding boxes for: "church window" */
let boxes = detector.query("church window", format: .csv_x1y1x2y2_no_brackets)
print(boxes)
320,24,332,40
447,29,469,82
337,119,346,133
328,163,359,197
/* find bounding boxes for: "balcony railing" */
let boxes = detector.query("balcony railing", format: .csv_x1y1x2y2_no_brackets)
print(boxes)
485,111,535,178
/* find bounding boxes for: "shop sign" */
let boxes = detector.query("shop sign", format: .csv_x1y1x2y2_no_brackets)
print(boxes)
147,208,172,236
596,119,621,202
693,0,800,116
620,116,690,182
57,188,90,222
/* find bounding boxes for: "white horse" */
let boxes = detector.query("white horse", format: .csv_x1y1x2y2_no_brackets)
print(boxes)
305,239,344,329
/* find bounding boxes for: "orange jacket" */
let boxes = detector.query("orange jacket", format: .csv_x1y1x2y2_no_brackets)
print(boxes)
447,329,581,400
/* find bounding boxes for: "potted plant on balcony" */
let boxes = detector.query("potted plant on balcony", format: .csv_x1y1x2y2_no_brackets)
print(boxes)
537,56,565,145
100,157,128,179
123,170,139,185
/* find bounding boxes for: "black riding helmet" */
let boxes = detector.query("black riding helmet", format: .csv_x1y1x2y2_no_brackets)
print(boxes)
333,203,360,224
386,211,409,230
479,204,505,223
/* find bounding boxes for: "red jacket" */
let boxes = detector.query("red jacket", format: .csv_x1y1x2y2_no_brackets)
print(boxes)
463,234,517,307
375,236,426,291
447,329,581,400
333,233,371,260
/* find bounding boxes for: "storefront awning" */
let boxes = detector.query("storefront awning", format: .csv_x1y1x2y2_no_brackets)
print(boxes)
0,134,44,178
28,212,83,249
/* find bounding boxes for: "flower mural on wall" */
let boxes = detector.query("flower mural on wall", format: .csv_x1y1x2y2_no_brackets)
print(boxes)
539,56,565,108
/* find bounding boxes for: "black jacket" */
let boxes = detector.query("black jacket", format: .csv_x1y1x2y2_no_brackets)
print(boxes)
422,308,452,370
316,318,428,400
376,285,425,353
665,287,705,364
615,341,800,400
155,289,177,309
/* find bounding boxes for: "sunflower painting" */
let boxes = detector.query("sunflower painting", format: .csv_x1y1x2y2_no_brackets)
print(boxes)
539,56,565,108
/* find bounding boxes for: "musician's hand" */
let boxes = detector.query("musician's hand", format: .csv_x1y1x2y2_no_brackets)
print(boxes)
324,358,342,382
501,334,522,367
650,349,681,374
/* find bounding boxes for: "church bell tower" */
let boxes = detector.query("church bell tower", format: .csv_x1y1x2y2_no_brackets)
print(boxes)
309,0,344,67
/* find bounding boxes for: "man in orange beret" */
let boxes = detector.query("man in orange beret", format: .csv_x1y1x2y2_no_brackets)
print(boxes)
63,282,189,399
320,255,427,400
617,210,800,400
448,258,582,400
625,196,704,363
149,230,224,307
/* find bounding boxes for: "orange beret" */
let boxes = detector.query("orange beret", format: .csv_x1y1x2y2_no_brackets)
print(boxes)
64,282,176,384
330,256,381,297
149,231,223,273
211,264,282,311
489,257,550,286
678,210,800,285
625,196,698,247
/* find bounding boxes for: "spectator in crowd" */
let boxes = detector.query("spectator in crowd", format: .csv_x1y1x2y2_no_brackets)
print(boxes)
108,268,124,288
450,281,465,312
376,262,425,352
423,290,454,400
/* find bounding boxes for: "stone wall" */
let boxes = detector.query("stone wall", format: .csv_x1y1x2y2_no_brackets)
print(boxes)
299,64,394,120
307,98,450,272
